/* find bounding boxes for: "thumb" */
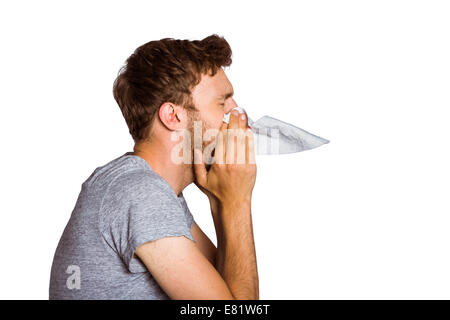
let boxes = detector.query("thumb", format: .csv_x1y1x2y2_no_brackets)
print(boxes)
193,148,207,187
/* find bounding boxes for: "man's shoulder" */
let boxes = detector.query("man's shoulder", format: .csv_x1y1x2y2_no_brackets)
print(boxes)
95,157,175,224
111,168,167,196
84,153,181,211
85,153,154,189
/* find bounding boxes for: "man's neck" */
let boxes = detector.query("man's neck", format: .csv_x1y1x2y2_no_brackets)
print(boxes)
131,139,194,197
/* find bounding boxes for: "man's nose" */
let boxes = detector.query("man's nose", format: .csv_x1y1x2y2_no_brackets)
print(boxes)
224,98,238,114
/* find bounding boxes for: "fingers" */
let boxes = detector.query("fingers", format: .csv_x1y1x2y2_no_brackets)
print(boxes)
237,112,248,164
245,130,249,164
245,128,255,164
216,109,253,165
238,110,247,130
227,109,249,164
226,110,239,164
214,122,227,165
228,109,240,129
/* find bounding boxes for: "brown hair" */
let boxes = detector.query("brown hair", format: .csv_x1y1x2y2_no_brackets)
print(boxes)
113,34,232,142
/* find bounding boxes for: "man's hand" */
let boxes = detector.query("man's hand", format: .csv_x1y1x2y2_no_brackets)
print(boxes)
193,110,257,206
194,180,219,205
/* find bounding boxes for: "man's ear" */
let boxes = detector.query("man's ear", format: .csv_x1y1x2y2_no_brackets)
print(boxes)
158,103,187,131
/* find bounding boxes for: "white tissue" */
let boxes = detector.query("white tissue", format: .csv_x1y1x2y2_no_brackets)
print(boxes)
223,107,329,155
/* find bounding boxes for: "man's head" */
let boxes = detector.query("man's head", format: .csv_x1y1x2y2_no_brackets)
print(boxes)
113,34,237,146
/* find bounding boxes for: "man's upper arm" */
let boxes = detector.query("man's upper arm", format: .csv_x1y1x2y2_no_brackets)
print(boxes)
135,236,234,300
190,222,217,266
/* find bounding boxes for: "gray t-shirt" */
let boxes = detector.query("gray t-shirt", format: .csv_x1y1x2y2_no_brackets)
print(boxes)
49,152,196,300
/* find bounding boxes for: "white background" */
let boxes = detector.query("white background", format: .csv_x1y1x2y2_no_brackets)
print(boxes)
0,0,449,299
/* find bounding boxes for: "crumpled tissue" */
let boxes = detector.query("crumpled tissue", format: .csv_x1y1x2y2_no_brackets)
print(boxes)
223,107,329,155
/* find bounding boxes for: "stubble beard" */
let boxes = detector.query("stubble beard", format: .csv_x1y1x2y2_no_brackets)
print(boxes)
186,109,216,171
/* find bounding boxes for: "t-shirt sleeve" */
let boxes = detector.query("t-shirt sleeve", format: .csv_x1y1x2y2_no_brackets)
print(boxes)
179,194,195,231
101,172,196,273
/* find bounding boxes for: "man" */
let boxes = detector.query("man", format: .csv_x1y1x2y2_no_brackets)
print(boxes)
49,34,259,299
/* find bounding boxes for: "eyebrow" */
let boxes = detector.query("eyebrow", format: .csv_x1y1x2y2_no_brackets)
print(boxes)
219,90,234,100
